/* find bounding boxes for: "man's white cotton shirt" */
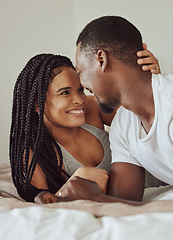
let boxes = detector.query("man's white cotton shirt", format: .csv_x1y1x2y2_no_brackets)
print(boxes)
110,74,173,185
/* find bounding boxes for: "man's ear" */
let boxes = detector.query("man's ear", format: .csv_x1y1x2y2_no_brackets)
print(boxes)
96,50,108,72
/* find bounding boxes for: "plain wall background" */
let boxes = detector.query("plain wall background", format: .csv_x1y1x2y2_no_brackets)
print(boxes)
0,0,173,164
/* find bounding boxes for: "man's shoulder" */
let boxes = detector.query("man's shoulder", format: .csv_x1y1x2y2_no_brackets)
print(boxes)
110,106,136,136
112,106,134,124
153,74,173,105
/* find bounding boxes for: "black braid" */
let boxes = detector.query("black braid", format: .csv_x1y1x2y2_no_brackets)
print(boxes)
10,53,74,202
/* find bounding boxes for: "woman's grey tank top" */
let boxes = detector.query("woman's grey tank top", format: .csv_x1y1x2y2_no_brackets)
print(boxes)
59,123,112,176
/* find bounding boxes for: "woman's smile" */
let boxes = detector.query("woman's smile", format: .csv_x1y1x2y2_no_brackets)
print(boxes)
66,107,85,116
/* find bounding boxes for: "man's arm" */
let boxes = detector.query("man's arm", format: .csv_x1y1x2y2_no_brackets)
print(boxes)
109,106,145,202
35,176,143,206
107,162,145,201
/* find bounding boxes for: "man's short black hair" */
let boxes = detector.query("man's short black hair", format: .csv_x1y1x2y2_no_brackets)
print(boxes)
76,16,143,68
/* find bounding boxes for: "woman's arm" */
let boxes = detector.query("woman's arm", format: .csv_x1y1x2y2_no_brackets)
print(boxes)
23,149,49,190
55,167,109,196
24,147,66,191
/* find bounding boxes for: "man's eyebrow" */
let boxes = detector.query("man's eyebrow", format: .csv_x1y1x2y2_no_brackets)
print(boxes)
75,65,80,73
56,87,71,93
77,71,81,76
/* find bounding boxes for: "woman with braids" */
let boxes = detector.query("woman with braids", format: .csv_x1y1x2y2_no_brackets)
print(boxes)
10,50,160,202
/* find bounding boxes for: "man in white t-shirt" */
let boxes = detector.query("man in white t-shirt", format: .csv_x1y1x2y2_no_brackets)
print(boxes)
108,73,173,200
74,15,173,202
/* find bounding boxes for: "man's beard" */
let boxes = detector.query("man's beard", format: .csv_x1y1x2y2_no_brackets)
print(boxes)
95,96,120,114
99,101,115,113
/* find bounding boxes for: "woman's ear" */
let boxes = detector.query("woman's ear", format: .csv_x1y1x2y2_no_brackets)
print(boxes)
96,50,108,72
35,99,39,113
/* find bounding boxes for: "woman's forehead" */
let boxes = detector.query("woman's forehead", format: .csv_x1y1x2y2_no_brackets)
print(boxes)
49,67,80,88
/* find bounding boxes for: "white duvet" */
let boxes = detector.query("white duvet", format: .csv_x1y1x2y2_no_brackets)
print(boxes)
1,165,173,240
0,206,173,240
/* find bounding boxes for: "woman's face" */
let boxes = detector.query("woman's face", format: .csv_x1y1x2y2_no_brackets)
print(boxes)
44,67,87,129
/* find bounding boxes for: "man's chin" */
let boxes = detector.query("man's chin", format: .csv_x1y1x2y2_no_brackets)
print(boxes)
99,102,117,114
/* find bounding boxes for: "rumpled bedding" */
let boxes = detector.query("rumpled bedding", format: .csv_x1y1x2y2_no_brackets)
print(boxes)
0,164,173,240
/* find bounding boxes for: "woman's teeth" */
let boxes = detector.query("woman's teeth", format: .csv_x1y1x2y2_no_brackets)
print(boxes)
67,109,84,114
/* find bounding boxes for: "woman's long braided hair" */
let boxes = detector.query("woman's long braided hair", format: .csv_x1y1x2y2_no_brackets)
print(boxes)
10,53,74,202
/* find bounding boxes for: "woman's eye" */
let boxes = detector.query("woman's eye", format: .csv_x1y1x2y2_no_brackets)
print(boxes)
60,90,70,95
78,86,84,93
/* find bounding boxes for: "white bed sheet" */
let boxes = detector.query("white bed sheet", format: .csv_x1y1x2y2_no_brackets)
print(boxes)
0,206,173,240
1,165,173,240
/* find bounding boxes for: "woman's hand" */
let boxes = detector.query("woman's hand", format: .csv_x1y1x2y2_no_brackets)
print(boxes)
35,176,106,204
57,176,105,202
34,191,60,204
137,43,161,74
73,167,109,194
56,167,109,197
35,167,109,204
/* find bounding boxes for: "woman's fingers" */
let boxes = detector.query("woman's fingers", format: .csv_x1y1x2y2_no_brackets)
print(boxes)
137,49,161,74
142,64,160,74
137,56,155,65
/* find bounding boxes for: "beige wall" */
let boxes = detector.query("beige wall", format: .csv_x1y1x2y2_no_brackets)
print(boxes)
0,0,173,163
0,0,76,164
73,0,173,74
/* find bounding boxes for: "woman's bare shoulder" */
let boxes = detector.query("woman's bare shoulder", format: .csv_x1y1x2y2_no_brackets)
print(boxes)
85,95,119,127
85,95,104,129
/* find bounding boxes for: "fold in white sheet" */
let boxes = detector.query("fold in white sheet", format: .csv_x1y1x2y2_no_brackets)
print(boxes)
0,206,173,240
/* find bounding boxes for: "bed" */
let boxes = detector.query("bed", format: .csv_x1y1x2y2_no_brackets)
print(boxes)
0,164,173,240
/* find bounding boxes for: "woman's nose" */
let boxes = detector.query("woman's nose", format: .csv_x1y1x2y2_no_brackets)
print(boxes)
72,93,83,105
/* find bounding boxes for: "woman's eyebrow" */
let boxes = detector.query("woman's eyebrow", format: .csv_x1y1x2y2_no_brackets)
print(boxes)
56,87,71,93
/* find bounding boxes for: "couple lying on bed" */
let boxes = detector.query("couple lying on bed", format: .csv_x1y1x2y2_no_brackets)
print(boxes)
11,16,173,205
10,45,161,205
